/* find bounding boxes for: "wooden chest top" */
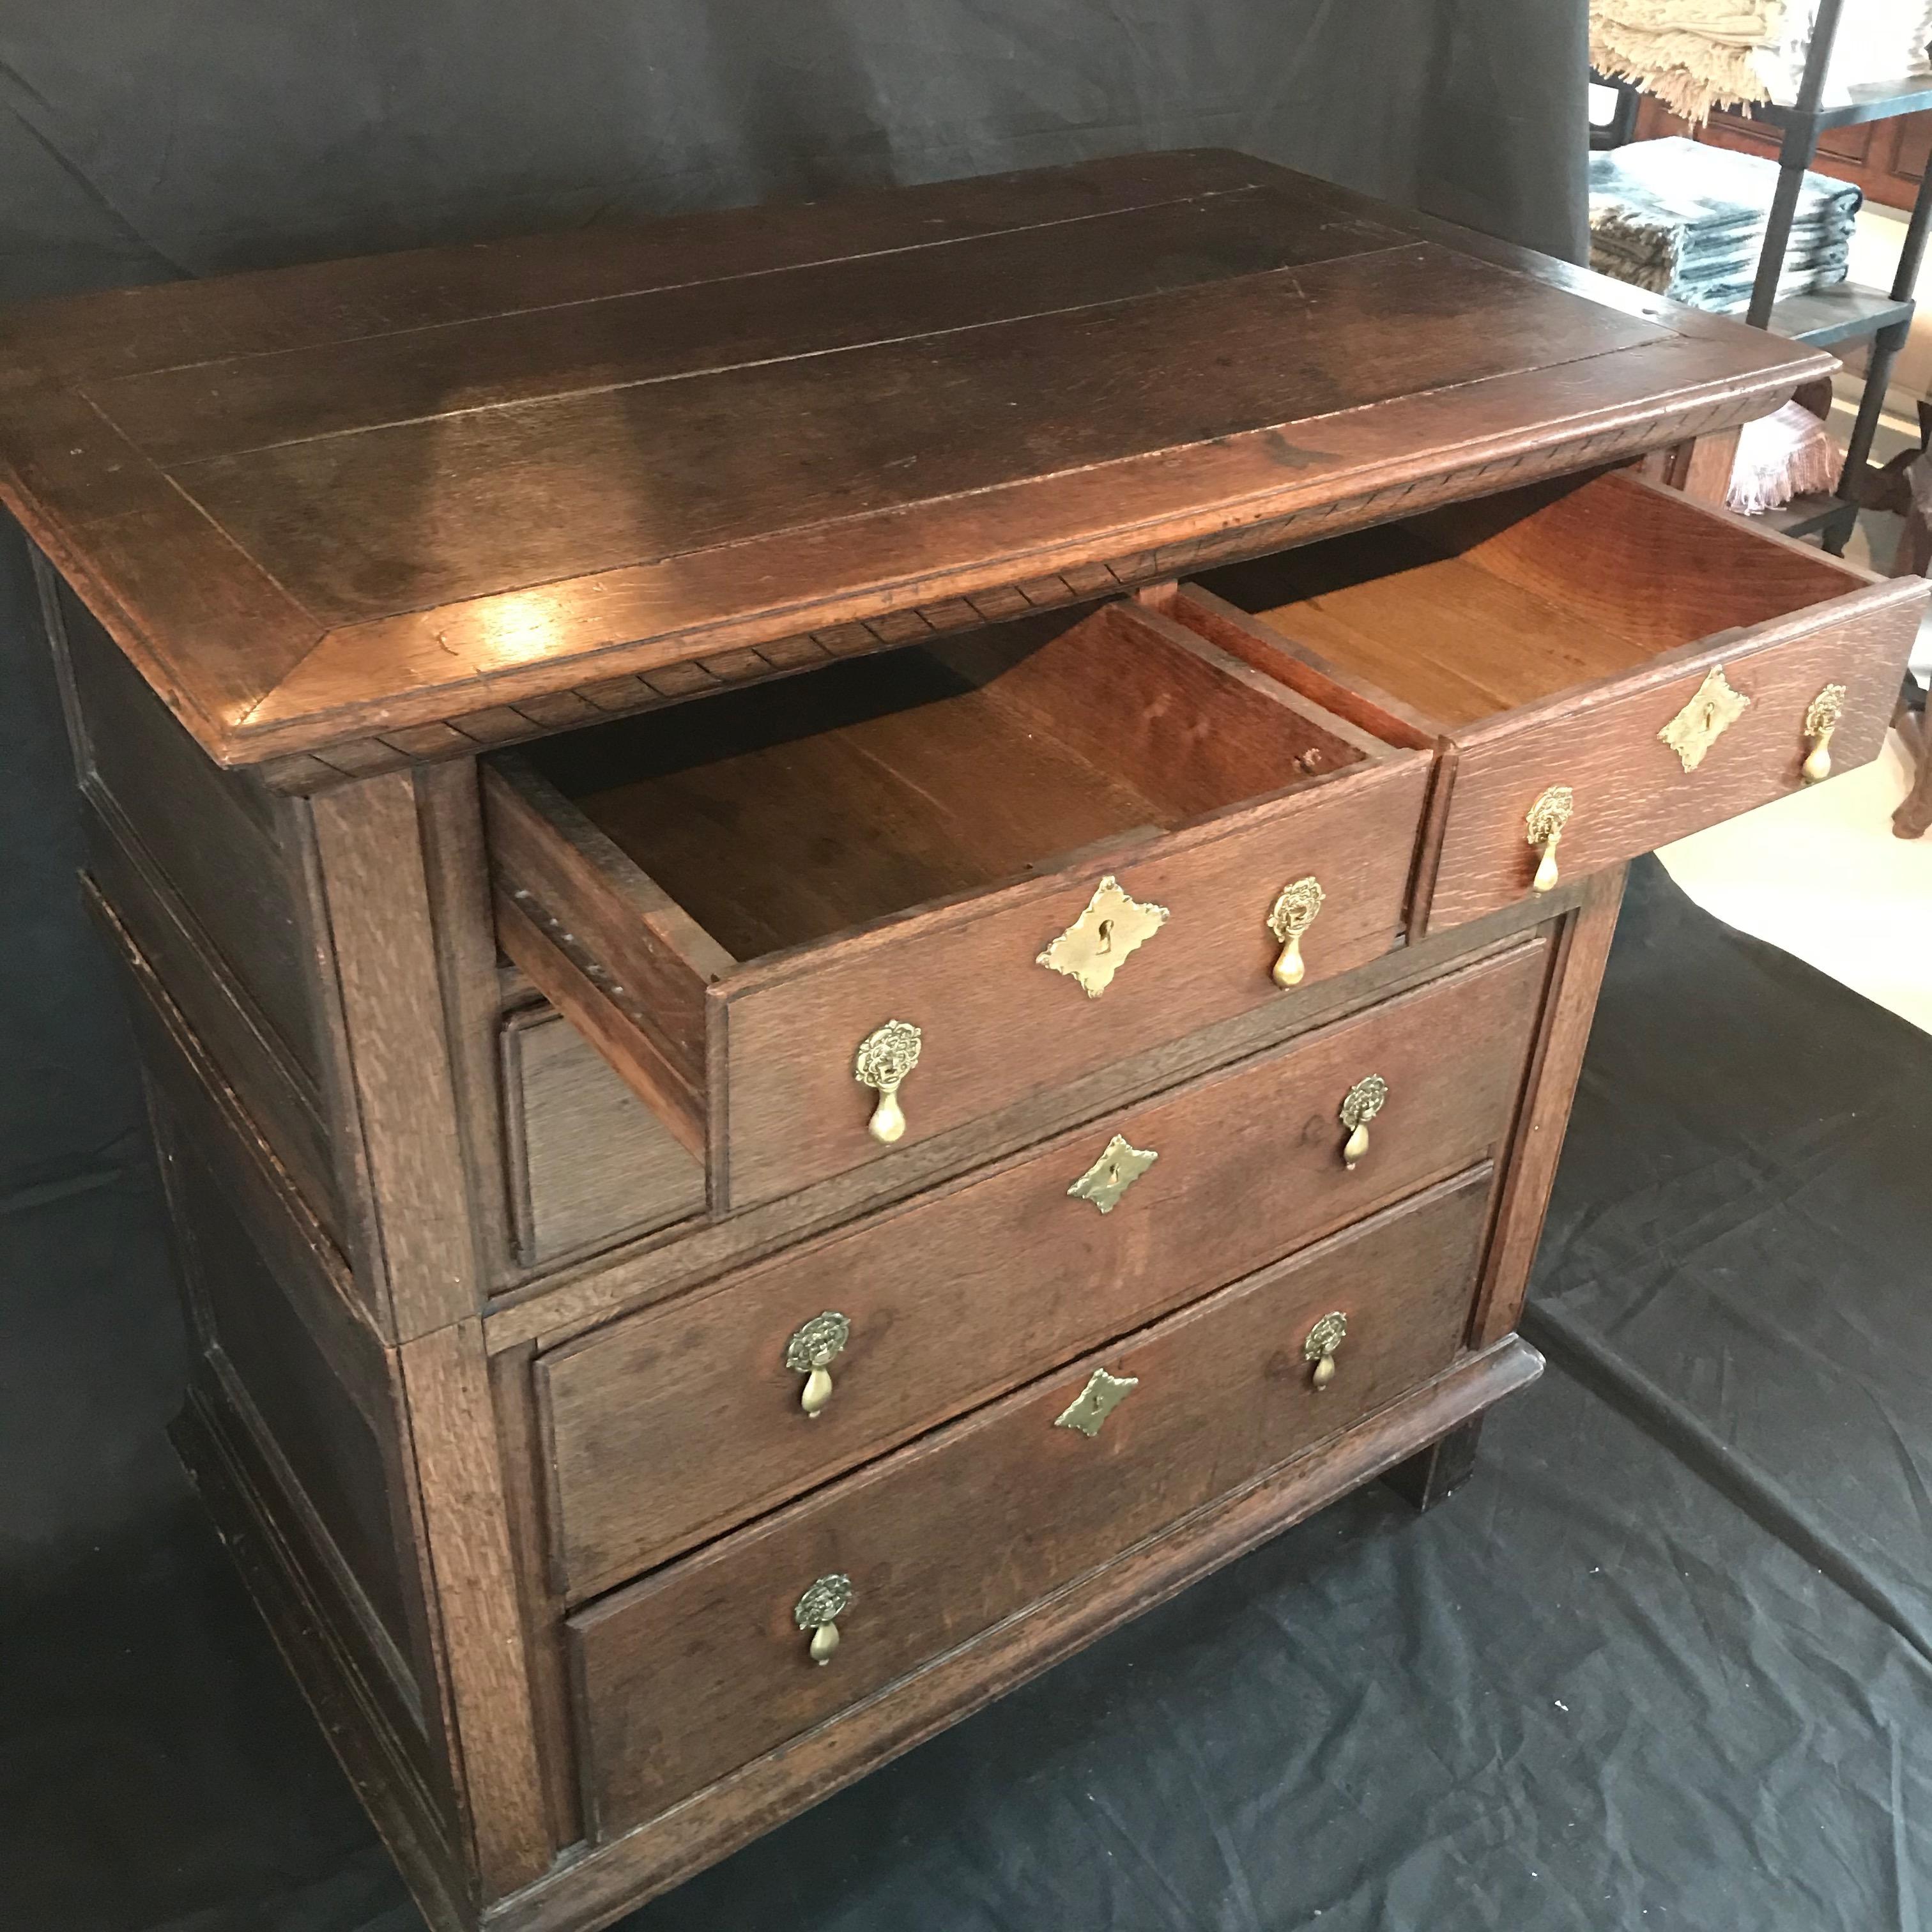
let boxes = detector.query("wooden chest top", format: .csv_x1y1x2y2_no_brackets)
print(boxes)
0,148,1825,772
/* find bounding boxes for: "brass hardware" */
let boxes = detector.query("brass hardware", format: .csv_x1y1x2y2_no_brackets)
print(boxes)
1067,1133,1158,1215
1524,785,1573,894
1303,1310,1348,1390
1054,1367,1139,1438
784,1312,850,1418
1338,1074,1388,1169
1266,875,1326,988
1802,682,1847,784
793,1574,853,1665
1659,665,1751,774
854,1019,922,1144
1036,875,1169,999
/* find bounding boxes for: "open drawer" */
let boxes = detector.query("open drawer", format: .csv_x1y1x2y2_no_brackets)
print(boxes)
1163,468,1928,934
483,600,1430,1215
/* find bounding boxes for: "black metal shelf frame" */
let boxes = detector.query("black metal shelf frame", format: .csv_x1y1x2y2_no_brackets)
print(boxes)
1741,0,1932,550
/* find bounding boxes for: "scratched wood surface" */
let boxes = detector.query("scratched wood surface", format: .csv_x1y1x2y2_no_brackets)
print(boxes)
0,150,1826,772
569,1170,1493,1836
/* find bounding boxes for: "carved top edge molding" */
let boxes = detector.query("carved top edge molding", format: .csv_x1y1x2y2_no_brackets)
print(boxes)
259,404,1744,794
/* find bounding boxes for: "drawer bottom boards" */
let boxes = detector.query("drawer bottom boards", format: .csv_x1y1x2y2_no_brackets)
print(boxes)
569,1167,1494,1837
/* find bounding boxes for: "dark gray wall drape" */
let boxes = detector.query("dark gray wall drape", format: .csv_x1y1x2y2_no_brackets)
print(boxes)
0,2,1587,1576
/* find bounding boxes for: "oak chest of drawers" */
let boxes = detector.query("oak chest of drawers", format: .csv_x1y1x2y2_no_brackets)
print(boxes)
3,150,1920,1932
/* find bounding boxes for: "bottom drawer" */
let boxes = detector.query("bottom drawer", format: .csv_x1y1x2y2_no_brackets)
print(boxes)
569,1167,1493,1836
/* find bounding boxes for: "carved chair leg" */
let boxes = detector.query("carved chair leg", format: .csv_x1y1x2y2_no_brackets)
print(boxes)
1383,1418,1484,1514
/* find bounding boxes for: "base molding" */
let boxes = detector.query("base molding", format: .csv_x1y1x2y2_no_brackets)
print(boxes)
489,1336,1542,1932
172,1376,475,1931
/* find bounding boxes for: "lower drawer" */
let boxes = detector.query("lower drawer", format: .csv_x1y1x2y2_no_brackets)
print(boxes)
569,1167,1492,1837
540,937,1545,1600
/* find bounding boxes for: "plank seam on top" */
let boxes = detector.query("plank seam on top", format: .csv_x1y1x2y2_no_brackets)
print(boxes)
236,316,1687,670
151,236,1422,468
229,344,1765,739
39,179,1272,387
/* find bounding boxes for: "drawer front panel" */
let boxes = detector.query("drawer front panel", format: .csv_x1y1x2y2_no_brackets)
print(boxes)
503,1005,705,1270
718,750,1430,1211
542,938,1545,1600
1425,595,1918,931
569,1170,1491,1838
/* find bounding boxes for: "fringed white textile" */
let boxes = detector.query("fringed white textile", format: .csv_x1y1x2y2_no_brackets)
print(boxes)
1594,0,1932,126
1726,400,1843,513
1590,0,1785,124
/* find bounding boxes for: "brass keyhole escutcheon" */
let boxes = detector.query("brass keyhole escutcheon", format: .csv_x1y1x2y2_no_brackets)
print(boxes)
1803,682,1846,784
854,1019,922,1145
1338,1074,1388,1169
785,1312,850,1418
1036,875,1169,999
1266,875,1326,989
1067,1134,1158,1215
1658,665,1751,774
1054,1367,1139,1438
1524,786,1573,894
1303,1310,1348,1390
794,1574,853,1666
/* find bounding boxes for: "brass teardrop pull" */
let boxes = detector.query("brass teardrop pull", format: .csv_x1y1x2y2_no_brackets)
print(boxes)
1338,1075,1388,1169
1303,1310,1348,1390
784,1312,850,1418
1803,682,1846,784
854,1020,922,1144
793,1574,853,1666
1524,786,1574,894
1266,875,1326,988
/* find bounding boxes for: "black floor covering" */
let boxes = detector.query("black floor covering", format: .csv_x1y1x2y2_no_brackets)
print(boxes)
5,857,1928,1932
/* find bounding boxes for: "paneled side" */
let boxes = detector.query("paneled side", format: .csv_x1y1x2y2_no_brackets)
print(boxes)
39,552,345,1235
164,1105,429,1687
97,877,438,1715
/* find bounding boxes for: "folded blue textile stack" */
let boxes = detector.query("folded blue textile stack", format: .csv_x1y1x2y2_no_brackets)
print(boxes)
1589,136,1862,314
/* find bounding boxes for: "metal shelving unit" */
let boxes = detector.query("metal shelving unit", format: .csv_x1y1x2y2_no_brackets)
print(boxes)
1738,0,1932,549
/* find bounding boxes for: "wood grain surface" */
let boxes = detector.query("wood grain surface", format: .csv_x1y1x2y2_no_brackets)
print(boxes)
311,775,482,1337
540,602,1378,958
1187,466,1929,932
1471,866,1627,1349
398,1324,555,1898
540,939,1545,1600
500,1337,1542,1929
501,1006,704,1270
0,150,1827,767
713,749,1426,1209
484,884,1588,1358
569,1169,1492,1837
491,597,1429,1211
1426,590,1922,931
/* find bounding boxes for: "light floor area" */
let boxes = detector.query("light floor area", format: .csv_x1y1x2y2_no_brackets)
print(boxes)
1695,382,1929,1035
1659,726,1932,1034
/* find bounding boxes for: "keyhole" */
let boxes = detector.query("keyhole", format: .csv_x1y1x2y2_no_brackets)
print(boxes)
1096,918,1114,953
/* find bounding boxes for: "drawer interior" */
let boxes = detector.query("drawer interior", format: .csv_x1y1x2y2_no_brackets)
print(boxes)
520,601,1377,961
1184,468,1867,732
